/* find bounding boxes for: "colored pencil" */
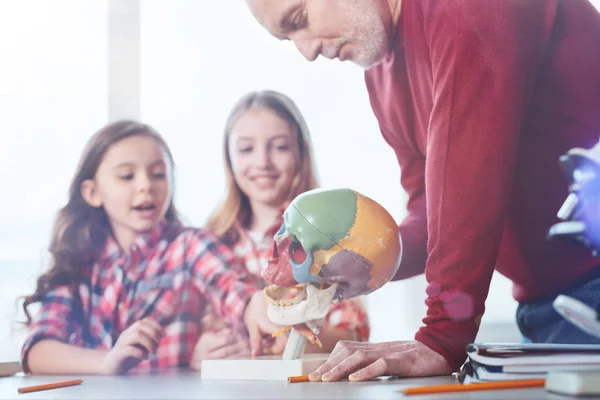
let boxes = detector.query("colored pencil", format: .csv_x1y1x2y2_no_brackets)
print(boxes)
17,379,83,394
401,379,546,395
288,375,310,383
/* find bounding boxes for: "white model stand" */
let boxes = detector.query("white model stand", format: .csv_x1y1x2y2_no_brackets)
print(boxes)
201,328,327,381
200,353,328,381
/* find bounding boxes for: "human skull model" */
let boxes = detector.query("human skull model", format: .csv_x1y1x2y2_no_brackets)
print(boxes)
261,188,402,343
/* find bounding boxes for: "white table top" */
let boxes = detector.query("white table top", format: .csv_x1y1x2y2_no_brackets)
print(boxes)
0,370,586,400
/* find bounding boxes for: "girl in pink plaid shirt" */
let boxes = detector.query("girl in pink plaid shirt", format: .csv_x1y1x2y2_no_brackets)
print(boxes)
192,91,370,368
20,120,285,375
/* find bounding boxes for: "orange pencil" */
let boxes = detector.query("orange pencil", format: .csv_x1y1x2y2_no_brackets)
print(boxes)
288,375,310,383
17,379,83,394
401,379,545,395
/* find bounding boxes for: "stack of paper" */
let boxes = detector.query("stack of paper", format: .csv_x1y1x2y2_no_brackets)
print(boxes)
462,343,600,382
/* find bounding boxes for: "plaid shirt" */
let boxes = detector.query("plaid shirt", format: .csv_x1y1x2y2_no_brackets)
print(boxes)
226,223,370,342
21,220,257,373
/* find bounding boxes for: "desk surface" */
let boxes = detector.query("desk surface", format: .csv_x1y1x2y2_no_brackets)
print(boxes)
0,370,588,400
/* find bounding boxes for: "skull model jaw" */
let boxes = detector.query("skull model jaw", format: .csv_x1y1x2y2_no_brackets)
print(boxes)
265,283,338,336
262,188,402,343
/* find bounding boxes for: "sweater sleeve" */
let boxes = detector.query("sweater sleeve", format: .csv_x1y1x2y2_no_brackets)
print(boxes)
413,0,555,370
391,142,428,280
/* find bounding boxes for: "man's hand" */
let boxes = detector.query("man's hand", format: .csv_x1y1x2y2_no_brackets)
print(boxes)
243,291,287,356
308,340,452,382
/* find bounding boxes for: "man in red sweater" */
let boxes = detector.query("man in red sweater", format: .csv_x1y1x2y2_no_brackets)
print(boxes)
246,0,600,380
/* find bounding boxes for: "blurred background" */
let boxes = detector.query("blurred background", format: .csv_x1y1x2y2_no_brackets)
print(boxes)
3,0,598,361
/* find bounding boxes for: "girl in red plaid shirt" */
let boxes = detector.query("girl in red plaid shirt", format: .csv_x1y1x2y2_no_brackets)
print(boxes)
20,120,285,375
191,91,370,368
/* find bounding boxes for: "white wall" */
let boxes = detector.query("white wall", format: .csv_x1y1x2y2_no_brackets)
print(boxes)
139,2,405,226
0,0,109,360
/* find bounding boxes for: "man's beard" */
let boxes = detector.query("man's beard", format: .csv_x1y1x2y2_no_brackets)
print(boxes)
342,0,389,69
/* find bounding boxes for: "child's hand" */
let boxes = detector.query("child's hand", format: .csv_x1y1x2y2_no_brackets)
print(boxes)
101,318,164,374
260,332,288,356
243,292,288,357
190,328,250,370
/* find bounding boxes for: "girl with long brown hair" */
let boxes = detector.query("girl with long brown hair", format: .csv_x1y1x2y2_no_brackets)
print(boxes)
20,120,283,375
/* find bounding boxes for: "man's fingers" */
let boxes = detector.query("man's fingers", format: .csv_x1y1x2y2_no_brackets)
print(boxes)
309,342,360,381
330,341,371,356
348,357,389,381
321,350,378,382
309,361,334,381
308,352,347,381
